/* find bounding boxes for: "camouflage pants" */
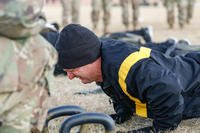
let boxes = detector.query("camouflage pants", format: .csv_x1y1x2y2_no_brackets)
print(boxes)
164,0,187,28
60,0,80,26
0,126,22,133
120,0,140,30
186,0,195,23
91,0,111,33
0,86,49,133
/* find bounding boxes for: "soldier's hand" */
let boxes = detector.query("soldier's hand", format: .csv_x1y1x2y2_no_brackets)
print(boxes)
110,113,131,124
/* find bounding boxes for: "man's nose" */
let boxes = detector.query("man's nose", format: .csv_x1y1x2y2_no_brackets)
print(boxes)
67,72,75,80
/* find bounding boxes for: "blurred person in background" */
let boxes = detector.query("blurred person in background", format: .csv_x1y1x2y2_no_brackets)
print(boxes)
40,22,67,76
46,0,57,4
0,0,57,133
91,0,112,34
60,0,80,26
186,0,195,24
120,0,140,30
164,0,187,29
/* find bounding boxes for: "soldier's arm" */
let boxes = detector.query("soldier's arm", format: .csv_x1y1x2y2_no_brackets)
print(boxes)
102,86,133,124
135,61,184,132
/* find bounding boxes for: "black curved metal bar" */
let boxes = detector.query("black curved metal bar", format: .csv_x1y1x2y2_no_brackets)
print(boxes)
42,105,86,133
59,112,115,133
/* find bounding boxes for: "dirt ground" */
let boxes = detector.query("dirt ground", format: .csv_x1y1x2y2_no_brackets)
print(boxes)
44,1,200,133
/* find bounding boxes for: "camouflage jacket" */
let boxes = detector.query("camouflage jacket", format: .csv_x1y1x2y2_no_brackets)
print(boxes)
0,34,57,132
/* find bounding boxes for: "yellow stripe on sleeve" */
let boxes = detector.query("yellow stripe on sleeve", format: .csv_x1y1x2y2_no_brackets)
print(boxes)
118,47,151,117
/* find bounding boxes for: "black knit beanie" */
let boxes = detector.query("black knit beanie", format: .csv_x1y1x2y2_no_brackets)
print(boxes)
55,24,101,69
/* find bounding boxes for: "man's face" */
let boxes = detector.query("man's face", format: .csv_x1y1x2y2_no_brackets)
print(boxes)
64,58,102,84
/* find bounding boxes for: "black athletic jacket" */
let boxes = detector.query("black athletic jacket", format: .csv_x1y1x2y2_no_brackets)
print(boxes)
100,38,200,131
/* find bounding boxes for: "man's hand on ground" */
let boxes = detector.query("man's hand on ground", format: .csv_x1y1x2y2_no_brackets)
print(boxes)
110,113,131,124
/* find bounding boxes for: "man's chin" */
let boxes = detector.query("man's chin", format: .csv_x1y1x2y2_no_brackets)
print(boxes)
81,80,92,84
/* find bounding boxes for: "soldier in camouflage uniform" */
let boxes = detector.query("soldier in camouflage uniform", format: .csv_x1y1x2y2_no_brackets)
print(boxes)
0,0,57,133
186,0,195,24
60,0,80,26
164,0,187,29
120,0,140,30
91,0,111,34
